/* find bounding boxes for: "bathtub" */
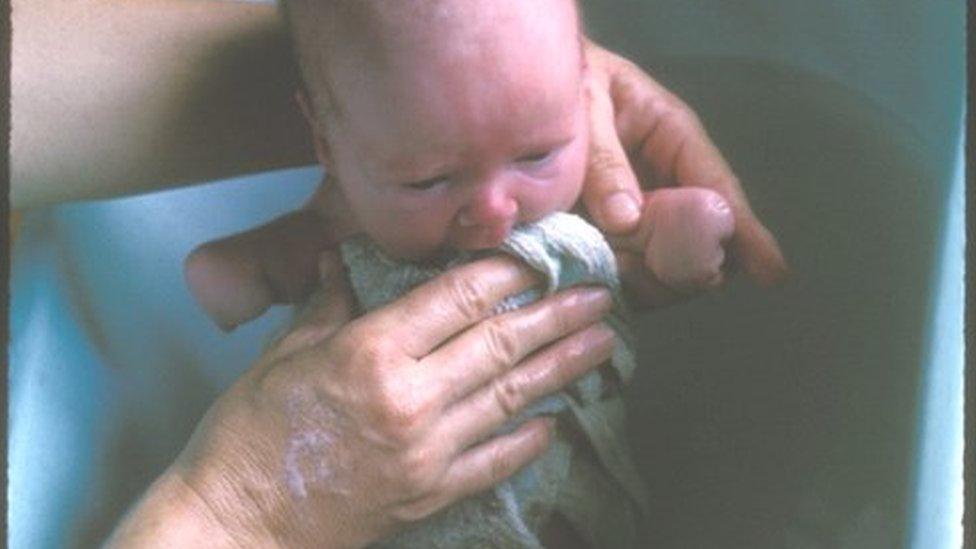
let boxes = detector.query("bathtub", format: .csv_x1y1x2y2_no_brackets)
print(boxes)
9,1,964,547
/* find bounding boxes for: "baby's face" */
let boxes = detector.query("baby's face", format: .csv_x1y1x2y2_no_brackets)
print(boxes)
307,0,587,259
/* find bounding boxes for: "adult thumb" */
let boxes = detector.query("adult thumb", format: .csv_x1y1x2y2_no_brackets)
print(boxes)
581,73,643,235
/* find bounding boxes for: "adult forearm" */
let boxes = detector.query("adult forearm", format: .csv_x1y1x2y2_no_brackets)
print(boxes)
104,468,242,548
12,0,314,208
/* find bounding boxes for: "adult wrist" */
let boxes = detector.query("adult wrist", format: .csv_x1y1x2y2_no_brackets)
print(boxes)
104,467,243,548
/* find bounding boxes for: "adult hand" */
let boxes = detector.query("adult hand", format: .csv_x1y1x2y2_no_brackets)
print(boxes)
185,40,788,329
113,255,615,548
580,39,788,307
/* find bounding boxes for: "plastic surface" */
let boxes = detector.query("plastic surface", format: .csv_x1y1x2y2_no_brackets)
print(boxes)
9,171,318,548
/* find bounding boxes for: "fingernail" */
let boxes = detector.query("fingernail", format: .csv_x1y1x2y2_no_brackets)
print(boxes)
603,192,640,228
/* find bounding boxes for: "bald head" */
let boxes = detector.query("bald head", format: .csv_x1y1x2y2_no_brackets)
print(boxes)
281,0,589,259
281,0,582,133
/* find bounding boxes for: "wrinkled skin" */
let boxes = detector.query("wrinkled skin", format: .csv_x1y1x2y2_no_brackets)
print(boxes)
112,255,617,547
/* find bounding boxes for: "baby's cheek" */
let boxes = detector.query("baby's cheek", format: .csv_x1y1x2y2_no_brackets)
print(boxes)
525,153,588,221
364,205,454,259
513,179,572,223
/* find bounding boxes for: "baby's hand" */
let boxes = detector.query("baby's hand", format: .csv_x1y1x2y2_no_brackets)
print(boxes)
637,188,735,292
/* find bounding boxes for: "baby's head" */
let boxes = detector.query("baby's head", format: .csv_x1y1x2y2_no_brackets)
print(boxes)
283,0,589,259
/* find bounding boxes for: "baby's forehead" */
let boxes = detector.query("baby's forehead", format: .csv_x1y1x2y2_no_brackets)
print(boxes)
289,0,579,58
288,0,582,129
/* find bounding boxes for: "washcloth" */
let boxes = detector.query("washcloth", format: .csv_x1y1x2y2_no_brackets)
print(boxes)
341,212,648,548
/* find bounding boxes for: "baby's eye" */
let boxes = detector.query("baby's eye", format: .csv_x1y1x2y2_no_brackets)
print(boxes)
516,149,555,165
404,177,448,191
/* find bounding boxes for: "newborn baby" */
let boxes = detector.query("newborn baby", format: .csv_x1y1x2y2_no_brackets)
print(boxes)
281,0,734,546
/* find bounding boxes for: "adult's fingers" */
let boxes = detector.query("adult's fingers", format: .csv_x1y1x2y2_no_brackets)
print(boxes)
437,321,615,452
580,43,643,235
184,208,334,330
733,213,790,286
633,106,788,286
364,256,542,358
429,286,612,407
590,40,789,286
404,417,554,521
607,52,753,221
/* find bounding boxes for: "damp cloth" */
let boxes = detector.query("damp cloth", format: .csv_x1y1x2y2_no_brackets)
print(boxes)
339,212,649,548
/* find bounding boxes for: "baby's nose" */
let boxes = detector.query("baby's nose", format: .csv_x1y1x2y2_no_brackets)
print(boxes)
457,180,519,228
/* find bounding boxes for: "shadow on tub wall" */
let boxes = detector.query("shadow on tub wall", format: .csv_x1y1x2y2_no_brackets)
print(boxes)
580,0,965,170
575,3,962,547
618,56,941,548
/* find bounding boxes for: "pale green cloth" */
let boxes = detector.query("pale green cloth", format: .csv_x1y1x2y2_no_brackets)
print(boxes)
341,213,648,548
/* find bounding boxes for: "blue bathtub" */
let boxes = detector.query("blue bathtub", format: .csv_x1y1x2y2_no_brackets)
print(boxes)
9,2,964,547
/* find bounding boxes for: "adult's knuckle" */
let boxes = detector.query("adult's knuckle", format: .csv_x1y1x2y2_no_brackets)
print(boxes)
484,319,520,370
371,383,433,443
587,144,626,180
373,397,420,442
490,374,525,420
660,101,701,135
442,270,492,322
611,72,646,115
397,446,440,495
350,335,397,371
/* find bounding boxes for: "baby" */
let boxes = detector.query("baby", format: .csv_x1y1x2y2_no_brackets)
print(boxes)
281,0,733,546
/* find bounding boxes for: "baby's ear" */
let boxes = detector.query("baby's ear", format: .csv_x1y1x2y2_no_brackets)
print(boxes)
295,90,332,168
